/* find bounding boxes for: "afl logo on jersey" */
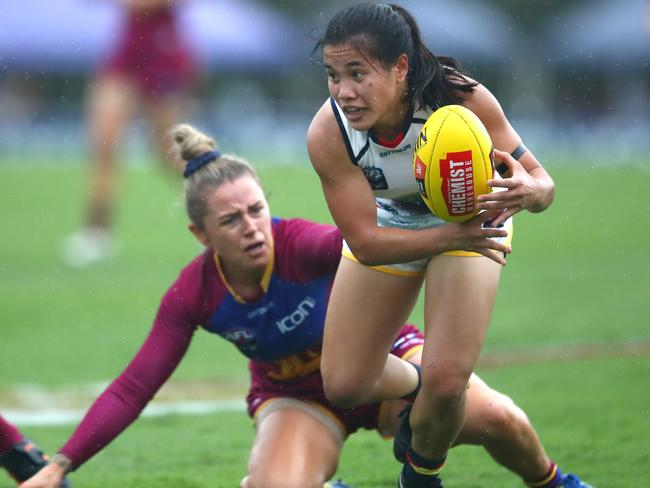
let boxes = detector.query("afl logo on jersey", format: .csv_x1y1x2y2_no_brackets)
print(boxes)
224,327,258,355
362,166,389,190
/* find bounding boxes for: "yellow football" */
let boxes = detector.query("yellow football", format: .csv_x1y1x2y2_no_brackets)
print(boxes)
413,105,494,222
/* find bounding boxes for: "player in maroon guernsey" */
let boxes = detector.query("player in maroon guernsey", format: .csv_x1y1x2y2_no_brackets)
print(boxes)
62,0,199,268
24,124,581,488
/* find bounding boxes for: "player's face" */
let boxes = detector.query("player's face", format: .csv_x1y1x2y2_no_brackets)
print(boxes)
192,175,272,274
323,42,409,136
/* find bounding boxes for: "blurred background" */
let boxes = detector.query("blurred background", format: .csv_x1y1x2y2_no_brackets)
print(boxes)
1,2,649,485
1,0,649,165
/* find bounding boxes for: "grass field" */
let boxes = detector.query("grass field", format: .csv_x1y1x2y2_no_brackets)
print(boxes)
1,161,649,487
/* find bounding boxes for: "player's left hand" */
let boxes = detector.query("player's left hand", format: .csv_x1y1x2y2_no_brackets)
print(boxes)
476,149,544,227
18,462,64,488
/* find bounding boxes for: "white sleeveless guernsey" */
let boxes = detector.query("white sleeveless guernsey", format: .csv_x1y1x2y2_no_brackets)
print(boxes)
330,97,446,231
330,98,513,274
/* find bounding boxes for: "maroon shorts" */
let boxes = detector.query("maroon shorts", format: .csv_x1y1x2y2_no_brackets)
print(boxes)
246,324,424,436
100,8,198,98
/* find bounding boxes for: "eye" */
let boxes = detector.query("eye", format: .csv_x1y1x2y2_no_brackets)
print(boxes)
219,215,238,226
326,70,338,82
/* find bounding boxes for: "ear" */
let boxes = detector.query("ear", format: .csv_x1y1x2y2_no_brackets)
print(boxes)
188,223,210,247
395,53,409,83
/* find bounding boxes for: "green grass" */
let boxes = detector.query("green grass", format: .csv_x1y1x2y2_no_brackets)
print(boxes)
1,162,649,486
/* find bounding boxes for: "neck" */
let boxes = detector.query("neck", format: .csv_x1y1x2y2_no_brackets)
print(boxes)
219,260,265,301
372,97,411,140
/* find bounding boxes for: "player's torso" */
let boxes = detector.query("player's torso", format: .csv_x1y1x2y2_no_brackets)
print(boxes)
205,273,331,363
331,98,446,230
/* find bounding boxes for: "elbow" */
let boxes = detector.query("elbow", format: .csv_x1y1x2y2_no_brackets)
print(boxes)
345,235,382,266
354,252,383,267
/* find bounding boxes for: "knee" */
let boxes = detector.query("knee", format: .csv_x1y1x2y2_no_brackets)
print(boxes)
322,374,368,408
419,367,471,409
482,394,530,441
321,356,373,407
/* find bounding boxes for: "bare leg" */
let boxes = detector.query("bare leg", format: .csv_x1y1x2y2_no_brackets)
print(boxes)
456,374,551,481
84,74,136,230
321,258,422,407
382,359,551,482
241,407,341,488
411,255,502,460
143,93,191,174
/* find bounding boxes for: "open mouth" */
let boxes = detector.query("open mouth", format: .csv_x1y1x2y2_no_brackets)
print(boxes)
244,242,265,253
343,106,364,116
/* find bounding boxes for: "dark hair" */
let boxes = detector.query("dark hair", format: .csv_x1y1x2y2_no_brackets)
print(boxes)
169,124,260,230
313,2,477,111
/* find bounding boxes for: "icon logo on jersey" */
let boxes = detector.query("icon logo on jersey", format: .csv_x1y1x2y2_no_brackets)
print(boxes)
362,166,389,190
276,297,316,334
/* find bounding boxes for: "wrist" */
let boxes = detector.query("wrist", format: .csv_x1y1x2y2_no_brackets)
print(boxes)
48,452,72,474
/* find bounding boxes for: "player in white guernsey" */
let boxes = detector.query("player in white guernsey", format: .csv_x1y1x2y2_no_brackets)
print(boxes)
308,4,589,488
330,97,513,275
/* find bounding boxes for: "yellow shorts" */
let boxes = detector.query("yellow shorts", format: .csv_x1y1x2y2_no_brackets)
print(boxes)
342,219,513,277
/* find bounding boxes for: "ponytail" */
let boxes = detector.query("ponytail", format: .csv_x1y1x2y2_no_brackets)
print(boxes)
169,124,259,229
389,4,477,111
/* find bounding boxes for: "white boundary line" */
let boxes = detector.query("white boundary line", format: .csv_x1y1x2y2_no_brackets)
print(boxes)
4,339,649,427
4,399,245,427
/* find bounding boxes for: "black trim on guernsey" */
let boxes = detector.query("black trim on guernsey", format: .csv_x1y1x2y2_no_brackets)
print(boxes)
356,139,371,162
496,143,528,176
328,98,426,165
329,97,359,164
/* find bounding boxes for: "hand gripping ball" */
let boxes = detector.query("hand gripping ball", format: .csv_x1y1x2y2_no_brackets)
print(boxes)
413,105,494,222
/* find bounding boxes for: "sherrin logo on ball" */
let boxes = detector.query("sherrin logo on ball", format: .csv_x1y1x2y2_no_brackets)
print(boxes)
413,105,494,222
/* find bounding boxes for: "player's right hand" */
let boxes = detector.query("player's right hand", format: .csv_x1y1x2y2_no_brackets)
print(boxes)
450,210,511,265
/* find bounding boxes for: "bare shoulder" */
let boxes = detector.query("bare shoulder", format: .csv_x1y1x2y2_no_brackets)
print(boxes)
307,100,351,177
461,82,506,125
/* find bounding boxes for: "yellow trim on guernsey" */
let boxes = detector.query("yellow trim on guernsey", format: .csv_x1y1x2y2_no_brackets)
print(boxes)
213,237,275,304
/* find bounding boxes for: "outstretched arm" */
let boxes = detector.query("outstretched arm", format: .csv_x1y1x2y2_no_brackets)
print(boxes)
20,300,196,488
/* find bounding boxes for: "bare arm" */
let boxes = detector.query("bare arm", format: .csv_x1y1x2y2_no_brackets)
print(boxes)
307,101,510,266
464,84,555,225
19,300,196,488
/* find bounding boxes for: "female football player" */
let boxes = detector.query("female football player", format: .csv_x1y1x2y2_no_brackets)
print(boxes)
22,124,586,488
62,0,199,267
307,3,590,487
